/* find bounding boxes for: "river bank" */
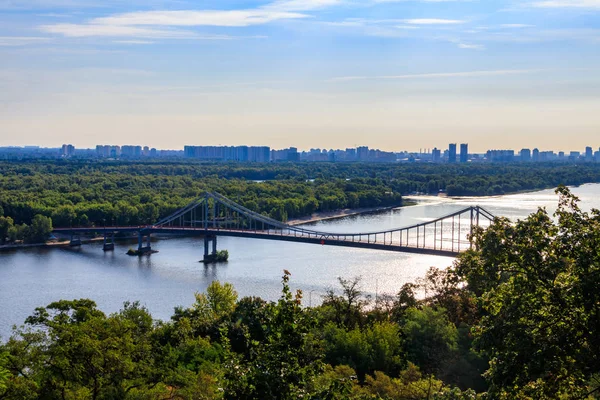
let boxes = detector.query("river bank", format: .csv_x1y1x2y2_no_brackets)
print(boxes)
287,203,410,226
0,237,109,252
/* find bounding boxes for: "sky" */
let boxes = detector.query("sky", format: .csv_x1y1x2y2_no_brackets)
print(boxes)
0,0,599,152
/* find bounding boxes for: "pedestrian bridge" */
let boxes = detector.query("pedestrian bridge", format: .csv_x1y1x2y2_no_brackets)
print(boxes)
53,192,495,259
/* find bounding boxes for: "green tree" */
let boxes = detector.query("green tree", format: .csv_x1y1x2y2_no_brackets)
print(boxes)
24,214,52,244
403,306,458,376
323,321,405,380
224,271,322,399
0,216,14,244
51,204,77,227
322,277,370,328
0,351,9,393
5,299,159,399
456,186,600,397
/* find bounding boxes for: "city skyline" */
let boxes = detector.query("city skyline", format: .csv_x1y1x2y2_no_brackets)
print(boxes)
1,0,599,149
3,142,600,164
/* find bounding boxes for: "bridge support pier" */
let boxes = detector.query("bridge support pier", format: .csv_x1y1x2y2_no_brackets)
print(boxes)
69,233,82,247
103,232,115,251
137,232,152,254
203,235,218,263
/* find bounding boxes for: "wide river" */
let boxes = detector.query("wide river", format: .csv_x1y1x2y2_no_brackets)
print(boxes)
2,183,600,339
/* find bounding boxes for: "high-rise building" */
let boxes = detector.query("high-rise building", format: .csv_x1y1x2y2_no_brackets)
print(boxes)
121,145,142,158
459,143,468,163
61,144,75,157
586,146,593,161
432,148,441,163
448,144,457,163
520,148,531,162
532,148,540,162
357,146,369,161
248,146,271,162
486,150,515,163
344,148,356,161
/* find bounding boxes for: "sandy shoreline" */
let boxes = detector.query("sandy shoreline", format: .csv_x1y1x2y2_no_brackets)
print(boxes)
0,237,107,252
287,204,402,226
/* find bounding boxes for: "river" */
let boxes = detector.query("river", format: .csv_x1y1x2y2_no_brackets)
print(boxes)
1,183,599,339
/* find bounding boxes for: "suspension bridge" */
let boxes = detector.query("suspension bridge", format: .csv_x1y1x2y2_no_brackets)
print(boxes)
53,192,495,261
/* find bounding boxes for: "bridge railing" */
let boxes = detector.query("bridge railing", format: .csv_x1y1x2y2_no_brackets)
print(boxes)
153,192,495,252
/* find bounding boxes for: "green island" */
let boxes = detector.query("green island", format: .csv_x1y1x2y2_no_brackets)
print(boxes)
0,187,599,398
2,160,600,246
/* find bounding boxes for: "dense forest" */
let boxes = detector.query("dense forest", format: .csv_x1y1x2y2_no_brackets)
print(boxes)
2,160,600,244
1,187,599,399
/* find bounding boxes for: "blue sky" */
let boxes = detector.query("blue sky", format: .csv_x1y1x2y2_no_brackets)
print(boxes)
1,0,599,151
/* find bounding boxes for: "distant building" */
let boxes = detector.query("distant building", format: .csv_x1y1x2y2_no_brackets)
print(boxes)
432,148,441,163
357,146,369,161
61,144,75,158
345,148,357,161
532,148,540,162
520,148,531,162
448,144,457,163
460,143,468,163
271,147,299,162
96,145,120,158
569,151,581,162
486,150,515,163
121,145,142,158
586,146,593,161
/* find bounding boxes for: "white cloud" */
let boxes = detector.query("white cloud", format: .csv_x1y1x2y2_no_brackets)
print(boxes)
40,24,199,38
402,18,466,24
531,0,600,9
329,69,540,82
0,36,52,46
373,0,470,2
265,0,342,11
458,43,485,50
113,40,155,44
38,0,334,39
91,10,308,28
501,24,535,28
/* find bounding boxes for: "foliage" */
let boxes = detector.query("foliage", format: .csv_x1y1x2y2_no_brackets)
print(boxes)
4,184,600,400
25,214,53,243
456,186,600,398
3,160,600,232
0,351,9,393
322,276,371,328
0,216,13,244
403,307,458,376
323,321,404,380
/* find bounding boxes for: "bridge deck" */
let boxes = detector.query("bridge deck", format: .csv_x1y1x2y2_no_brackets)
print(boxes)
53,193,492,257
53,226,463,257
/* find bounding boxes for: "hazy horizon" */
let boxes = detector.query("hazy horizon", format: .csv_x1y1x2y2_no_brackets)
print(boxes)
1,0,599,151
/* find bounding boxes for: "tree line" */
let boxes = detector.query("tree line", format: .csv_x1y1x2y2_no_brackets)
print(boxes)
2,160,600,244
1,187,599,398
